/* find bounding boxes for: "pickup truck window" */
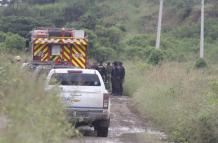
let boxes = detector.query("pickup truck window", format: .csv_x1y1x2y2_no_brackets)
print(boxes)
49,73,101,86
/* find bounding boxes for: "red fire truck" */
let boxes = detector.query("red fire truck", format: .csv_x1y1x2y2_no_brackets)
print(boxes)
28,28,88,69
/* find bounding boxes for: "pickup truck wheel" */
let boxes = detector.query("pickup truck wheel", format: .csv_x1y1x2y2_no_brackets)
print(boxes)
96,127,109,137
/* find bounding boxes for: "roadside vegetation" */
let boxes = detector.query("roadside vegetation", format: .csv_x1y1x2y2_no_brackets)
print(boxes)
0,0,218,63
0,54,78,143
1,0,218,142
124,62,218,143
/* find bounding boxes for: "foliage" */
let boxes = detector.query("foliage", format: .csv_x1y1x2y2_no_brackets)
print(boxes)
0,54,78,143
195,58,207,68
0,32,7,43
147,48,164,65
26,0,57,4
4,34,25,51
63,2,87,22
80,14,97,30
0,16,51,37
124,62,218,143
0,0,218,62
93,47,116,62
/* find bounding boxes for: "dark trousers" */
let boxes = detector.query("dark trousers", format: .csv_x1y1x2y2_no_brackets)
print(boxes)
119,80,124,95
111,78,122,96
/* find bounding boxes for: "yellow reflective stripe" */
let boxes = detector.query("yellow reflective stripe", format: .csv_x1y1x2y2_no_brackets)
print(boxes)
80,57,86,63
64,46,71,54
33,44,41,51
34,39,41,44
80,39,87,46
72,50,85,68
53,56,59,61
72,48,85,63
80,64,85,69
75,41,81,45
80,44,86,51
41,47,49,61
34,45,44,56
74,45,85,57
63,52,71,60
71,59,79,67
72,54,84,67
43,46,48,53
41,53,49,61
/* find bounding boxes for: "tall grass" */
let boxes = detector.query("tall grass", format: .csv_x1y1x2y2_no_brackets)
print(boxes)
0,54,78,143
125,62,218,143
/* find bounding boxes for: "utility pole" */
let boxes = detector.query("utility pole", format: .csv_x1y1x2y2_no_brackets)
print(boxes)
200,0,205,58
156,0,164,49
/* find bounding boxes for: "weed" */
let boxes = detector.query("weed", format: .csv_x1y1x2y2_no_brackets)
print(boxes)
125,62,218,143
0,54,78,143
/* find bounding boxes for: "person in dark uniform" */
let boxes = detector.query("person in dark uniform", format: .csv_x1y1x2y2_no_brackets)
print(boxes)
90,62,98,70
111,61,122,96
97,61,106,82
118,62,125,96
105,62,112,91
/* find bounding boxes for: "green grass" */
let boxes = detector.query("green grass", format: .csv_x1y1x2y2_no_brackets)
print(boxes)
124,62,218,143
0,54,78,143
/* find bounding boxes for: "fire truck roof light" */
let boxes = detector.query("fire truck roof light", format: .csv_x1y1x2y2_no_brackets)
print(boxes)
74,30,85,38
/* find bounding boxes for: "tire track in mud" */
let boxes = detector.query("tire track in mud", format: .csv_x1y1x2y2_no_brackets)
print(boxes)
68,96,166,143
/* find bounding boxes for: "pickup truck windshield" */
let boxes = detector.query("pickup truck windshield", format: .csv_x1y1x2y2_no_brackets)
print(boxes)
49,73,101,86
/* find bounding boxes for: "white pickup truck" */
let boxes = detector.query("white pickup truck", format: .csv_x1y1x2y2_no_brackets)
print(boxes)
46,68,110,137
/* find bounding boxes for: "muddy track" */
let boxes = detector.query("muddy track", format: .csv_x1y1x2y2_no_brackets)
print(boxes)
69,96,166,143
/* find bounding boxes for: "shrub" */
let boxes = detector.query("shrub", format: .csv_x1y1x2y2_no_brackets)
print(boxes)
93,47,116,62
124,62,218,143
123,61,150,96
63,3,86,21
0,54,78,143
0,16,52,37
5,34,25,51
195,58,207,68
147,48,163,65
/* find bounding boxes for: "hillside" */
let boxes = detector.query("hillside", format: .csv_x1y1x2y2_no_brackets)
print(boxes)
0,0,218,62
1,1,218,143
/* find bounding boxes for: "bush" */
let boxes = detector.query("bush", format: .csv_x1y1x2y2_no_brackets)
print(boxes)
123,61,150,96
0,31,7,43
0,54,78,143
81,14,97,29
125,62,218,143
93,47,116,62
195,58,207,68
5,34,25,51
0,16,52,37
63,3,86,22
147,48,164,65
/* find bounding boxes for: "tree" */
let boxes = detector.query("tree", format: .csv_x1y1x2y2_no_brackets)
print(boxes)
25,0,57,4
93,47,116,62
81,14,97,29
5,34,25,50
63,3,86,21
0,16,52,37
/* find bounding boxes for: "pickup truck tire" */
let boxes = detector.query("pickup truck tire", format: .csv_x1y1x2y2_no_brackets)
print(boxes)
96,127,109,137
94,119,110,137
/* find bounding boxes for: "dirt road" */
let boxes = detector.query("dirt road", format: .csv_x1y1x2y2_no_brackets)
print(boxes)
69,96,166,143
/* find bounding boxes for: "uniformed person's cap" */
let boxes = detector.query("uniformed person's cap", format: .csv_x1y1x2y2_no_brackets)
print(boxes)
113,61,118,66
15,56,21,61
